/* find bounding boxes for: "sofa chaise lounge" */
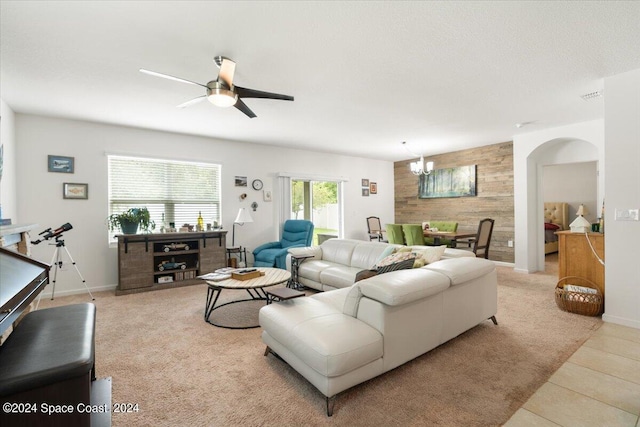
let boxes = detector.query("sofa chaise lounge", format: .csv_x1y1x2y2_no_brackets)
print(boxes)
260,239,497,416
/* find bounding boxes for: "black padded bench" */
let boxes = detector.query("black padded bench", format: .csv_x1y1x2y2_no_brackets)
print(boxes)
0,303,97,427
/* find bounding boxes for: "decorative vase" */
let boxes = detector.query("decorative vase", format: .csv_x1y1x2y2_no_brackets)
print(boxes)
120,220,139,234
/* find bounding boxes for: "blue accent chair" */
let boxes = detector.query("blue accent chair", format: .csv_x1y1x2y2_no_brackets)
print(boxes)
253,220,315,269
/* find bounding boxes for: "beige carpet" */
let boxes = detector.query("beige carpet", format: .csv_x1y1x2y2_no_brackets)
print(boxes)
39,258,602,426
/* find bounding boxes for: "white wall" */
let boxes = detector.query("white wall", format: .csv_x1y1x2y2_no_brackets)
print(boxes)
0,99,17,221
543,162,598,222
514,67,640,329
603,68,640,329
15,114,394,295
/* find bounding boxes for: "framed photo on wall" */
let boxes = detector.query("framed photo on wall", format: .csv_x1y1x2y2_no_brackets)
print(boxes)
63,183,88,199
370,182,377,194
48,155,75,173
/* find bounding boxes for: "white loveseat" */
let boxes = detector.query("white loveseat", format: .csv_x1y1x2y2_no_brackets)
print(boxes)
260,255,498,416
286,238,475,292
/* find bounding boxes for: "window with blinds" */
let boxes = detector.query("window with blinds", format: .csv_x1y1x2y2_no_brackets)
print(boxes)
108,155,221,240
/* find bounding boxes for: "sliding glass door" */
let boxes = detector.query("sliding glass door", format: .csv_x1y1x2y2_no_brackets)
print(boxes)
291,180,340,245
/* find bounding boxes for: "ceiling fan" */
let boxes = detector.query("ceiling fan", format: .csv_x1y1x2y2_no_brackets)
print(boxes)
140,56,294,118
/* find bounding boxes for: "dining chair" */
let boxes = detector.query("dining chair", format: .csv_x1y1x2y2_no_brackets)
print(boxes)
468,218,495,259
401,224,425,246
385,224,405,245
366,216,387,242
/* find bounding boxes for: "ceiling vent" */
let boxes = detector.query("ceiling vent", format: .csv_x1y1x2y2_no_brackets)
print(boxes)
581,90,603,101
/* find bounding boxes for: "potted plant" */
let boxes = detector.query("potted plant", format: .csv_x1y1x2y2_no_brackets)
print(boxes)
107,208,155,234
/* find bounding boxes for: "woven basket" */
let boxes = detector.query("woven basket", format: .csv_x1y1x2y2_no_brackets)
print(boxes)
555,276,603,316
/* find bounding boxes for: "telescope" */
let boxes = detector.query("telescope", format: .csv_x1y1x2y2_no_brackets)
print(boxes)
32,223,73,245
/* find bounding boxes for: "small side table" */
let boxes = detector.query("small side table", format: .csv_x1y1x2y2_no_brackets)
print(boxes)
226,246,247,268
265,287,305,304
288,254,313,289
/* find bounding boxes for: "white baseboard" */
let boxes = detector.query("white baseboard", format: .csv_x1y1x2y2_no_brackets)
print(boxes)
602,313,640,330
493,261,515,268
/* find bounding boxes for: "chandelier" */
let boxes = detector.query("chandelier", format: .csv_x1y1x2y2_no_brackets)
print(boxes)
410,156,434,176
402,141,434,176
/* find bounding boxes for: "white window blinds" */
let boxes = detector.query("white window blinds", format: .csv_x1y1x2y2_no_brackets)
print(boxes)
108,155,221,237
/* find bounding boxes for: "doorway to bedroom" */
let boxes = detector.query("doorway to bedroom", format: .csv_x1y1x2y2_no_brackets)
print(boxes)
542,161,598,269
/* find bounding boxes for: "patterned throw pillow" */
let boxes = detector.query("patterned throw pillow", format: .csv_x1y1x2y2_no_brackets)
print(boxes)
355,269,379,282
375,252,416,274
373,245,398,265
412,245,447,267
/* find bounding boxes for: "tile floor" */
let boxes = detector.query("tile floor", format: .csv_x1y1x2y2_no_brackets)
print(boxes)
504,321,640,426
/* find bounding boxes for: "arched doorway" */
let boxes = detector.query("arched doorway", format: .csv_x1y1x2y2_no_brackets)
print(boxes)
527,138,601,272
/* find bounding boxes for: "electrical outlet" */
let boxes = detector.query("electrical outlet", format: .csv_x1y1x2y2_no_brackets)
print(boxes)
615,208,639,221
507,240,514,247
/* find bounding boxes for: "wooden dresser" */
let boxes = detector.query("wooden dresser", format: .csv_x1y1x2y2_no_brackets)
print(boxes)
557,231,605,294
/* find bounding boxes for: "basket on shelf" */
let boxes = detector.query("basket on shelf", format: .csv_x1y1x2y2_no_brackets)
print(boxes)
555,276,603,316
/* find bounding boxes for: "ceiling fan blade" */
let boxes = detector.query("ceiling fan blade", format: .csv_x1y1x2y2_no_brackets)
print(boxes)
217,57,236,87
235,86,294,101
234,99,257,118
177,95,207,109
139,68,207,88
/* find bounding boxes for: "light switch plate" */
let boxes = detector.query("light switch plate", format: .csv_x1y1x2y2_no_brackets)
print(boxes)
615,208,639,221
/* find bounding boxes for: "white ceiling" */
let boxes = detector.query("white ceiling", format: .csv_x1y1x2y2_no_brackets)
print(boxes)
2,1,639,161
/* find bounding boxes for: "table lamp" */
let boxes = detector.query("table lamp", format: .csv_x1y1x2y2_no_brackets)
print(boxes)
570,204,591,233
232,208,253,247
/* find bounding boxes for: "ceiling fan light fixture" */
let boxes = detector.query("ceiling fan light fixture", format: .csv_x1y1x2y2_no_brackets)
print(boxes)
206,82,237,107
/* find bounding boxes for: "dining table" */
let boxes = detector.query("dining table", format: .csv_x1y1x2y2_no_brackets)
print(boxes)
423,230,477,248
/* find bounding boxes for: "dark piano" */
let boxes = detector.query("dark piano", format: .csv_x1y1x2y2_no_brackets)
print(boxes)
0,247,50,338
0,247,111,427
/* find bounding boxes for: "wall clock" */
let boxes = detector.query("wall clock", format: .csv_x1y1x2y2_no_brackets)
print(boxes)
252,179,263,191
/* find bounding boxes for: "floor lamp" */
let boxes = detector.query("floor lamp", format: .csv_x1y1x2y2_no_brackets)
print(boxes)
232,208,254,247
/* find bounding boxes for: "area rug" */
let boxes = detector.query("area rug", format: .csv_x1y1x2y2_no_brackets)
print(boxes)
38,262,602,426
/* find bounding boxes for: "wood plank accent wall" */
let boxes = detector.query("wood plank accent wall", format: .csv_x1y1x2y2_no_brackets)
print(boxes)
394,141,514,262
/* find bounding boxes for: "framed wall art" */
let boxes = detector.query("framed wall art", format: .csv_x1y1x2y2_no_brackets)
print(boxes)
418,165,477,199
48,155,75,173
370,182,377,194
63,183,88,199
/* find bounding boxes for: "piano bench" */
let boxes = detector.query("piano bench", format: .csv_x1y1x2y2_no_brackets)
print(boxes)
0,303,96,427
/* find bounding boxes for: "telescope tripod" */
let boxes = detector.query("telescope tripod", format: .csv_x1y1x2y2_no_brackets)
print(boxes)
36,237,94,308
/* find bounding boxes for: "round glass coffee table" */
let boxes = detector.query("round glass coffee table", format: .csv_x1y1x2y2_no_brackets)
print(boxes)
204,267,291,329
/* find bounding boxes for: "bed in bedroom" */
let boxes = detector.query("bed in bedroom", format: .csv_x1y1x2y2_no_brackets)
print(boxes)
544,202,569,254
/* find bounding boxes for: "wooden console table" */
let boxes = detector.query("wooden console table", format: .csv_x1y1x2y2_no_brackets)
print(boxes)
116,231,227,295
557,231,605,294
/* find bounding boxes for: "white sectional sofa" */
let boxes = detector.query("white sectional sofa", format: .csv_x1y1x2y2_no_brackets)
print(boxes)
261,239,497,416
287,238,475,292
